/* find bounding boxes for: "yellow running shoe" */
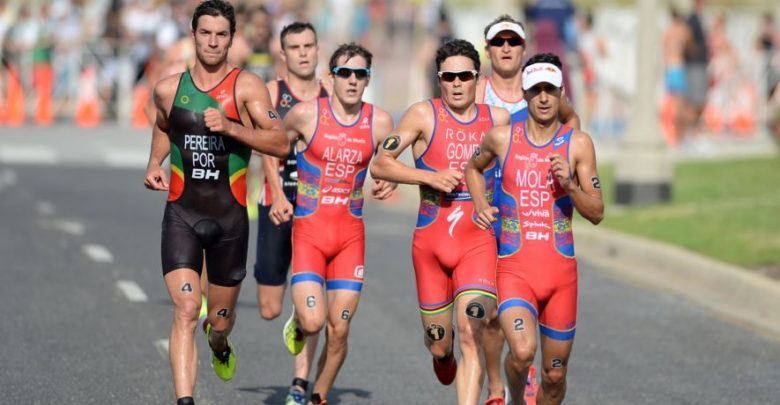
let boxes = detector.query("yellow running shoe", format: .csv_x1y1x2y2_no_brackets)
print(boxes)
206,324,236,381
283,312,306,356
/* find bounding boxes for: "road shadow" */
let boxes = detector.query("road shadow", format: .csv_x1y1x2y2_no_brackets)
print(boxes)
237,385,372,404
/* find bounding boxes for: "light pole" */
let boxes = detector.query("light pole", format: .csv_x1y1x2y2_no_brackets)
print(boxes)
614,0,672,205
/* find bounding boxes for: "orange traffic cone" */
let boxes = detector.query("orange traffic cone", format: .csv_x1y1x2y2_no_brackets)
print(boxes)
74,65,101,128
131,83,151,128
33,62,54,126
5,63,26,127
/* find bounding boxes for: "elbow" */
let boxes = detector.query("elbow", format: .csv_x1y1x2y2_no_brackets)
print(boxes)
272,133,290,158
370,157,388,181
589,208,605,225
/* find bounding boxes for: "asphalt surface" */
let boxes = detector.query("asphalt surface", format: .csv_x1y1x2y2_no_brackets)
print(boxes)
1,126,779,404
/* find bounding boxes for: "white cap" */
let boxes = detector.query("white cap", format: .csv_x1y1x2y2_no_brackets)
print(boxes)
485,21,526,41
522,63,563,91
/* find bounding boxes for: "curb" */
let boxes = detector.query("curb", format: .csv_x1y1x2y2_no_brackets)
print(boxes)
575,224,780,339
380,182,780,339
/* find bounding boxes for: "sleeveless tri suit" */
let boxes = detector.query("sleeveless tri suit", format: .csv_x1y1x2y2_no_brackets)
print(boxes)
290,98,375,292
495,121,577,340
412,99,499,315
161,68,250,287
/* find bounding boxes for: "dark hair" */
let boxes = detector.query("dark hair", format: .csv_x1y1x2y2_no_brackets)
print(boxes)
192,0,236,37
280,21,318,49
483,14,525,38
435,39,480,72
523,53,563,70
329,42,373,71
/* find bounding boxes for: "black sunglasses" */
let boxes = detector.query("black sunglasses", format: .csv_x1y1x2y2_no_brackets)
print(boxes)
332,66,371,80
488,37,524,48
437,70,478,83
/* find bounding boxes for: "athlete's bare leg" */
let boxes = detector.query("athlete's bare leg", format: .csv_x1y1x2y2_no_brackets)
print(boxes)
482,306,506,400
298,333,319,379
311,289,361,400
500,307,538,405
420,309,455,360
164,268,203,399
256,284,286,320
205,283,241,353
291,281,327,335
454,294,495,405
536,336,573,405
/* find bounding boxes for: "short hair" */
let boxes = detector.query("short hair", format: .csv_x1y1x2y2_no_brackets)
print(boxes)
523,52,563,70
280,21,317,49
435,39,480,72
192,0,236,37
483,14,525,38
329,42,373,72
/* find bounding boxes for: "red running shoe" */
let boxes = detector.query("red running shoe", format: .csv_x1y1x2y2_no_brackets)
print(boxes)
525,365,538,405
432,352,457,385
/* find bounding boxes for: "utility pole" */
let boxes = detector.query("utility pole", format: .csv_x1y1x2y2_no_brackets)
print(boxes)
614,0,672,205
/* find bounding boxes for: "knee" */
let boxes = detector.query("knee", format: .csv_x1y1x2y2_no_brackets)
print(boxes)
259,302,282,321
456,321,481,350
173,299,200,324
327,321,350,345
542,366,567,388
507,342,535,369
428,340,451,359
298,316,324,335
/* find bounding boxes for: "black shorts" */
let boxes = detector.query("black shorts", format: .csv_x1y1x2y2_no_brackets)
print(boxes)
253,203,293,286
161,203,248,287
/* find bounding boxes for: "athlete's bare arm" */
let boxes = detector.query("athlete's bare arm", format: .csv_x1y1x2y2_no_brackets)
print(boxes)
559,96,581,130
370,101,462,193
548,131,604,224
369,108,397,200
465,125,510,230
144,75,179,191
256,79,292,223
488,105,511,126
203,72,289,158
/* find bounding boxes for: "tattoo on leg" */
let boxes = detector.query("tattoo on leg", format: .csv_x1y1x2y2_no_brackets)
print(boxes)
426,324,445,341
181,283,193,293
466,302,485,319
306,296,316,308
216,308,229,318
551,358,565,368
340,309,350,320
513,318,525,331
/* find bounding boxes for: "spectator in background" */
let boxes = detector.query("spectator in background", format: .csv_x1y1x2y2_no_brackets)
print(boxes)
662,7,691,144
245,4,275,81
576,11,606,127
683,0,709,136
757,12,779,101
524,0,576,99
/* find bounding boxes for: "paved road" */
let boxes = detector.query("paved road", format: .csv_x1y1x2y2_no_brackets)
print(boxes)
2,127,779,404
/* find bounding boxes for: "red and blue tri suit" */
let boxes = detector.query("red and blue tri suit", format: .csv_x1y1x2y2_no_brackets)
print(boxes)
496,121,577,340
412,99,499,315
291,98,375,292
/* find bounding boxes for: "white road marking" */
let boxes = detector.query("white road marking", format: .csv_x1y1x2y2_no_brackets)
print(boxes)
40,219,85,236
36,201,55,216
82,244,114,263
0,169,17,191
116,280,148,302
0,146,58,165
105,151,149,169
155,339,170,358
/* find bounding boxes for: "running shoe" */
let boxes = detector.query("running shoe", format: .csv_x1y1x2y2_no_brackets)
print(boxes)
525,365,538,405
199,294,208,334
283,312,306,356
432,329,457,385
206,324,236,381
285,385,307,405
